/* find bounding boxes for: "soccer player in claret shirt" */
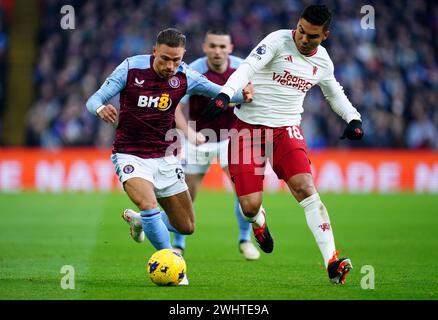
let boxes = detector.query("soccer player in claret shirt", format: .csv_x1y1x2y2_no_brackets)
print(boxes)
86,28,251,285
204,5,364,284
172,29,260,261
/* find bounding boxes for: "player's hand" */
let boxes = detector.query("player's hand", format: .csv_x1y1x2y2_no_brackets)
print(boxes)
195,132,207,145
97,104,118,124
340,119,364,140
188,130,207,146
242,82,254,103
202,93,230,120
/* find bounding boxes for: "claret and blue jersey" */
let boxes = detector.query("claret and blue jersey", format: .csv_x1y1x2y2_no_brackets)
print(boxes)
86,54,244,158
182,55,243,141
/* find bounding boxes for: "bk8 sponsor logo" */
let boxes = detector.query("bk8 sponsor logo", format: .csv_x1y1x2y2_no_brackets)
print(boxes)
137,94,172,111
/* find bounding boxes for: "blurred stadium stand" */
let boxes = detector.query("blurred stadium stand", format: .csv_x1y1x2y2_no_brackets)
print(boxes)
0,0,10,141
1,0,437,149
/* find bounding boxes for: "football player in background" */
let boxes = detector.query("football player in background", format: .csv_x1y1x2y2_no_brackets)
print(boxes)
173,29,260,260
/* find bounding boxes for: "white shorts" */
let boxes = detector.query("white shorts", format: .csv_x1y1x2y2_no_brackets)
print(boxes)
182,139,229,174
111,153,188,198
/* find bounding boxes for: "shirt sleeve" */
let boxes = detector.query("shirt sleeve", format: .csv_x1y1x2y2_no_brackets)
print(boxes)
318,62,361,123
186,66,244,103
179,94,190,106
86,59,128,115
179,59,205,106
221,32,278,98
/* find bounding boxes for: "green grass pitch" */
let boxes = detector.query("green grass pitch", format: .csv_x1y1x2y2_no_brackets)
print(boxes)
0,191,437,300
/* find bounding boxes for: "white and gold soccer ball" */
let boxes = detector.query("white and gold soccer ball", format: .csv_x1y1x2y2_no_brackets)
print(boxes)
147,249,187,286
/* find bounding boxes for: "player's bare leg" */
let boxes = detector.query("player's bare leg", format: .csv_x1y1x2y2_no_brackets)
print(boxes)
172,168,259,260
286,173,352,284
171,173,202,253
238,191,263,217
222,167,260,260
124,178,160,211
123,178,173,250
157,190,195,235
158,190,193,284
123,180,192,286
238,191,273,253
185,173,204,202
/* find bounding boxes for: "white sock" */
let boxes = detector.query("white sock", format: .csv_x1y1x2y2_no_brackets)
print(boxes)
300,193,336,268
240,205,266,228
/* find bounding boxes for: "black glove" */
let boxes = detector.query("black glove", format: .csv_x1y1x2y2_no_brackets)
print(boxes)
340,120,364,140
202,93,230,120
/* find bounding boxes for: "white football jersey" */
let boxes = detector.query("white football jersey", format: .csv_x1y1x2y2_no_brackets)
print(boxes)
221,29,361,127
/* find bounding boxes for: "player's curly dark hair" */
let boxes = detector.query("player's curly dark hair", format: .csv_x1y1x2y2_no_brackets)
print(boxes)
301,4,332,31
156,28,186,48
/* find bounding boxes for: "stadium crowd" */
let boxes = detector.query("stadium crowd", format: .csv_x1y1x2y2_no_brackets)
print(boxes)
25,0,438,149
0,5,7,137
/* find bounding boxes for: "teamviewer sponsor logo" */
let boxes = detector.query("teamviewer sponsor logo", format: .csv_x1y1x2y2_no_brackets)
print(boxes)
272,70,313,93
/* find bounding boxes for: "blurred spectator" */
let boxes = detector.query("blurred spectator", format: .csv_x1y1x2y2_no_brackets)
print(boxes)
23,0,438,149
406,97,438,148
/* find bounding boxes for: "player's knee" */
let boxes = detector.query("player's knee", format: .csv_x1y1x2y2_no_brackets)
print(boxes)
240,199,262,217
293,182,316,200
179,222,195,235
137,199,159,211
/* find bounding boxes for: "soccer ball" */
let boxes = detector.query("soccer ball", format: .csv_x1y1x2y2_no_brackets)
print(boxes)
147,249,186,286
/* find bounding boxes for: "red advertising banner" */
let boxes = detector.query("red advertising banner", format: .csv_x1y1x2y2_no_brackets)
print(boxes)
0,148,437,193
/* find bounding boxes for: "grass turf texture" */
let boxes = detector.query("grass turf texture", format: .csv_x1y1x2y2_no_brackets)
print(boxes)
0,191,437,300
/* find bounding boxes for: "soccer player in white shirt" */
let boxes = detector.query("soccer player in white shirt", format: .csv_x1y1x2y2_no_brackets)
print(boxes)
203,5,364,284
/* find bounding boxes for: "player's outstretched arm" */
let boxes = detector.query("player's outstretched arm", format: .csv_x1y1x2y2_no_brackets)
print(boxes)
202,93,231,120
220,32,278,99
201,82,253,121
